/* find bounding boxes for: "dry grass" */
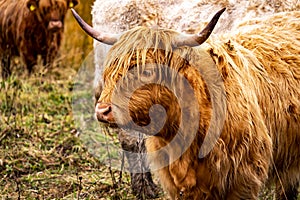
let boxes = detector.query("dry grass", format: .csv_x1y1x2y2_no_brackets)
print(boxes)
0,73,138,199
0,1,138,199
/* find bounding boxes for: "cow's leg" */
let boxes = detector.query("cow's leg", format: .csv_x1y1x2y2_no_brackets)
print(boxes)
225,166,265,200
130,172,161,199
119,130,160,199
42,49,57,68
1,55,11,79
25,62,36,75
43,34,60,68
276,181,299,200
274,161,300,200
23,54,37,75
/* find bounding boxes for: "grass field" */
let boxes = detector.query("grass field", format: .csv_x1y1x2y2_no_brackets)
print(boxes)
0,72,143,199
0,2,141,199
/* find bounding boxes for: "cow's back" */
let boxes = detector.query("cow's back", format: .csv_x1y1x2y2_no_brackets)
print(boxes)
207,11,300,193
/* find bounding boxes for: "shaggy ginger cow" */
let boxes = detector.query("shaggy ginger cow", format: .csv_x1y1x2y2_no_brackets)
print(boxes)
0,0,79,78
72,8,300,199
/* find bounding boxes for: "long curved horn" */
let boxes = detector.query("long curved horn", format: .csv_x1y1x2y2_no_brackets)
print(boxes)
175,8,226,47
71,8,119,45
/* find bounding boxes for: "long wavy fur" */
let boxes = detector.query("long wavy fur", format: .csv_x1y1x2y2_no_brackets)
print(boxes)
99,11,300,199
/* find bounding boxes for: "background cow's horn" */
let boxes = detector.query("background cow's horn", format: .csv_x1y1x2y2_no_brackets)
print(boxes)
175,8,226,47
71,8,119,45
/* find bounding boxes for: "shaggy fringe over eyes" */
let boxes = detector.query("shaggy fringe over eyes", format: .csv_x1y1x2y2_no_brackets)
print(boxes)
39,0,68,11
103,26,180,82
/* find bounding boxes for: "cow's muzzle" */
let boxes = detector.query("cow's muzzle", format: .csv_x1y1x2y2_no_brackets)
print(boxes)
48,20,63,31
95,102,114,123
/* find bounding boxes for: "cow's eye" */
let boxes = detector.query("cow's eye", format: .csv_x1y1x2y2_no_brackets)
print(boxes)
142,70,153,77
141,69,156,82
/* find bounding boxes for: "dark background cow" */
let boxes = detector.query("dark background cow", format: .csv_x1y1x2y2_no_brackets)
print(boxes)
0,0,79,78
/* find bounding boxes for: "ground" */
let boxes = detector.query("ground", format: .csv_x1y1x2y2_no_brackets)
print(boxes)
0,71,131,199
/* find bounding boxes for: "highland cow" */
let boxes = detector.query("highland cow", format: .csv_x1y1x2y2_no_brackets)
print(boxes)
91,1,300,199
73,8,300,200
0,0,79,78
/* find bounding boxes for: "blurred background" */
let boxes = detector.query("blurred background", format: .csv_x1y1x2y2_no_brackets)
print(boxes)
0,1,141,199
62,0,94,71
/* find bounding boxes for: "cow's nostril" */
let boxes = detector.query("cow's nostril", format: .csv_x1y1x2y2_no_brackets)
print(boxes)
102,105,111,115
95,103,114,123
48,20,63,31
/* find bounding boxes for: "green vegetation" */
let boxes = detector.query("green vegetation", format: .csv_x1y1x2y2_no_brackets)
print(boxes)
0,73,138,199
0,2,138,199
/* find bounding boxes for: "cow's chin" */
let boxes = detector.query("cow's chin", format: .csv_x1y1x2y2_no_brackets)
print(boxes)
98,119,119,128
114,113,167,136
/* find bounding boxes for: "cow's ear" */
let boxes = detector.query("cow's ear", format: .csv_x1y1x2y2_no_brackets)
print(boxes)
68,0,79,8
27,0,39,12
